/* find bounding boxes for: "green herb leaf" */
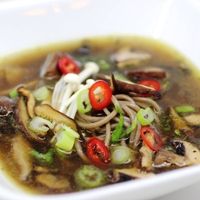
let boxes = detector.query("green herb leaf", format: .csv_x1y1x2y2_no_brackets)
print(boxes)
111,105,124,144
30,148,54,164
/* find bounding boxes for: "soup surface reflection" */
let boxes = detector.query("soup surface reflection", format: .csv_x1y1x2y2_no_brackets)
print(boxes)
0,36,200,194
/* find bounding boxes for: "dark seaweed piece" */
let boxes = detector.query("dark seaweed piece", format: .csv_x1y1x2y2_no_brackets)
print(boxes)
0,96,16,134
173,141,185,156
107,170,133,184
116,173,133,183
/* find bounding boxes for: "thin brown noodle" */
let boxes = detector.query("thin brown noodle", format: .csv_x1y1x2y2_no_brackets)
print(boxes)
75,94,161,162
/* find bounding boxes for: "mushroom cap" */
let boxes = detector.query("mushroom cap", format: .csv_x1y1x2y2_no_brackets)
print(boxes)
63,73,81,85
86,79,95,87
84,62,99,74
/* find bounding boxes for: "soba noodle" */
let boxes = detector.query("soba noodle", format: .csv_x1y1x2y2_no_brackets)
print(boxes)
74,93,161,162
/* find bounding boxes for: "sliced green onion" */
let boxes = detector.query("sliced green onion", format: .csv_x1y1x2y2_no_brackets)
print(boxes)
54,148,67,158
32,86,50,101
98,59,110,69
111,105,124,144
137,107,154,126
9,89,18,98
29,116,53,136
174,129,181,136
114,73,130,82
29,116,53,134
56,125,79,152
111,146,131,164
75,165,105,189
77,89,92,113
30,148,54,164
175,105,195,114
120,118,137,139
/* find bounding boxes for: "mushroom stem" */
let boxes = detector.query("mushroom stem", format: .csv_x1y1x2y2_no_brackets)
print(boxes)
52,62,99,113
52,76,66,109
78,62,99,82
59,73,81,112
62,79,95,115
66,101,77,119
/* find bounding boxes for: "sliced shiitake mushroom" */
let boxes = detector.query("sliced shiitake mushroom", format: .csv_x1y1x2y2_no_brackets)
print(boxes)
40,52,63,80
112,50,151,68
97,74,161,99
154,140,200,168
17,87,35,118
169,107,193,136
153,140,200,168
11,133,33,180
35,173,71,190
114,167,155,179
0,96,14,116
15,96,46,143
153,149,188,167
183,114,200,127
127,67,166,80
0,96,17,134
173,140,200,164
34,104,78,132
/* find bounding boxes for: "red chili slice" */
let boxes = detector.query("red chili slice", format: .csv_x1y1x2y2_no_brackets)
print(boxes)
86,138,110,167
89,80,112,110
58,56,80,75
138,79,161,97
140,126,162,151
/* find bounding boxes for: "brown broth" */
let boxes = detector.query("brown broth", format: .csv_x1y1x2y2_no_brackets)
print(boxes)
0,35,200,194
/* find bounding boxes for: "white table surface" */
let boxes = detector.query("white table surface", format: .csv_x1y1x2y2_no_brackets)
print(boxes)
0,0,200,199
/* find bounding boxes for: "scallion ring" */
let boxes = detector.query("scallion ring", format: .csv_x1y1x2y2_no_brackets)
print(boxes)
9,89,18,98
55,125,79,152
29,116,53,134
32,86,50,101
111,146,131,164
137,107,154,126
77,89,92,114
75,165,105,189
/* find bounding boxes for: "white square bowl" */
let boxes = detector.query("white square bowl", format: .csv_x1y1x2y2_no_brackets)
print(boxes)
0,0,200,200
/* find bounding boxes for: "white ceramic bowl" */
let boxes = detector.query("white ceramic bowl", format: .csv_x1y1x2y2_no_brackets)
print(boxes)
1,0,200,200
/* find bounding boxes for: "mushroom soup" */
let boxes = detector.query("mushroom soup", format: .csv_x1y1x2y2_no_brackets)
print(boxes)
0,36,200,194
